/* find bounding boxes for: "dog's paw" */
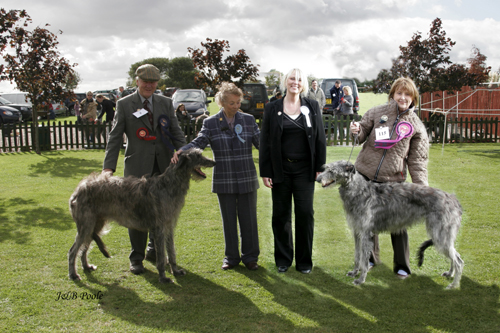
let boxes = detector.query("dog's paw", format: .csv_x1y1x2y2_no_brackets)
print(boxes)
172,268,186,277
441,271,453,278
83,264,97,272
347,270,358,277
69,273,82,281
353,278,365,285
159,276,174,284
445,283,459,289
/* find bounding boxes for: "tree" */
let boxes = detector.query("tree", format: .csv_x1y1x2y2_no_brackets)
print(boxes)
163,57,197,88
188,38,259,92
467,45,490,83
127,57,196,89
128,57,170,87
264,69,282,89
64,71,81,91
0,9,77,154
373,18,487,94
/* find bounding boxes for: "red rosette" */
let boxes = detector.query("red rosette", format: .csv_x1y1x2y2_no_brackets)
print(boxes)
136,127,156,141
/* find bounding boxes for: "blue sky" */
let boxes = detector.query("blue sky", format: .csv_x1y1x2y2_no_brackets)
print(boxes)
1,0,499,92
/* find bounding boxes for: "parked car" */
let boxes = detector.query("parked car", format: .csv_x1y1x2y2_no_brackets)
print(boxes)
0,105,22,125
164,87,179,98
240,83,269,119
320,78,360,114
51,101,67,116
0,96,32,121
172,89,211,119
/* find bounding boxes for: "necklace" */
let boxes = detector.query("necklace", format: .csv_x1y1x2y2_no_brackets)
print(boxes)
284,103,300,116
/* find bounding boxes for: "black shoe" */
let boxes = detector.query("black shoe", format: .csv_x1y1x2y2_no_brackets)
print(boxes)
278,266,289,273
299,269,312,274
130,261,145,275
145,250,156,263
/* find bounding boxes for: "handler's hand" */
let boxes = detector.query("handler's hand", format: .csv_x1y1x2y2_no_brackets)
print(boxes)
171,149,183,164
262,177,273,188
350,121,360,135
102,168,113,175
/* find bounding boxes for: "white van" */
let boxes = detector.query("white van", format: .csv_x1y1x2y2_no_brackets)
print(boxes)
0,92,31,106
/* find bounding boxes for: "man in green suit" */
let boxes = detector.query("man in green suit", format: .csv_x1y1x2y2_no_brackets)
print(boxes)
103,64,186,275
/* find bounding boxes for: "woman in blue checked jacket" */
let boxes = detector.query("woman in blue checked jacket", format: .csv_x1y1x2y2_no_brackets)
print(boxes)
171,82,260,271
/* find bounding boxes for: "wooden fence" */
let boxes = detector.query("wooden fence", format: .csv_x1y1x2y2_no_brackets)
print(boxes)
1,115,498,153
420,86,500,136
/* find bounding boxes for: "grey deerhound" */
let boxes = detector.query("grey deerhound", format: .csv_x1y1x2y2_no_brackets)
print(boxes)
317,160,464,289
68,148,215,283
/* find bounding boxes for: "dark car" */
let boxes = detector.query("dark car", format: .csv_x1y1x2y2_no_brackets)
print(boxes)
172,89,211,119
320,78,360,114
240,83,269,119
164,87,179,98
0,96,32,121
0,105,22,125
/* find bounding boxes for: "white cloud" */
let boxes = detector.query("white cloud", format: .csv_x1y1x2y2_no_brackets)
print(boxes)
0,0,499,93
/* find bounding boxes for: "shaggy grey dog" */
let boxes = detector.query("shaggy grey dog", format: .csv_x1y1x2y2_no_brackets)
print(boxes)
317,160,464,289
68,148,215,283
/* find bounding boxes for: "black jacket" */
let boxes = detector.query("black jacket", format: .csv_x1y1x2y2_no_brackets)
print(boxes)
259,97,327,183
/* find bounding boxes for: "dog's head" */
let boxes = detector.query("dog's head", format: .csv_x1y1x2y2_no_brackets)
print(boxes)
316,160,355,188
175,148,216,181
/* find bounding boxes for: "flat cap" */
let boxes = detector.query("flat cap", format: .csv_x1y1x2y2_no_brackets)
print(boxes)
135,64,161,82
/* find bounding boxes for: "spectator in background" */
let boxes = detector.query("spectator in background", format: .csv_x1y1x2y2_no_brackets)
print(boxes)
175,103,190,123
96,94,116,123
118,86,130,99
80,91,98,143
74,100,81,123
307,80,326,111
329,80,344,115
340,86,354,118
270,91,282,102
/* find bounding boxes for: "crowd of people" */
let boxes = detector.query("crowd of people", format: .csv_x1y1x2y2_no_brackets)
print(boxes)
98,63,429,280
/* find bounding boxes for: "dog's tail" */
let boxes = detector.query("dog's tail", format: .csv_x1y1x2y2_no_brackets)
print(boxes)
93,232,111,258
417,239,434,267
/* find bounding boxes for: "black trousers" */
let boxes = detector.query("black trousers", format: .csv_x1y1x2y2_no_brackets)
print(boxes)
128,159,160,262
217,191,260,266
271,160,315,271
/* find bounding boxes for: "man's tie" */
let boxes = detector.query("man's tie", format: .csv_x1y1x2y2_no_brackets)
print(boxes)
143,99,154,127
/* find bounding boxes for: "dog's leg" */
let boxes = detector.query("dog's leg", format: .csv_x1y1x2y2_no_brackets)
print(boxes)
153,229,173,284
166,229,186,277
347,232,360,277
68,234,84,281
446,250,464,289
353,232,372,285
81,244,97,272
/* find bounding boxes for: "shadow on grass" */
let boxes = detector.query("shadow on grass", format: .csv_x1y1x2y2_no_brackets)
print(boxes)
27,155,103,178
0,197,73,243
78,269,292,332
243,266,500,331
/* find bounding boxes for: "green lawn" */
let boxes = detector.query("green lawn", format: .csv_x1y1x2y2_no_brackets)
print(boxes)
0,144,499,332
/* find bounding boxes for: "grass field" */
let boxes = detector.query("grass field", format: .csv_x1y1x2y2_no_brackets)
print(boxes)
0,143,499,332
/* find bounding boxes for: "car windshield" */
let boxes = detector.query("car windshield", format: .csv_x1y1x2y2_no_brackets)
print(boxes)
243,86,265,100
173,91,203,103
0,97,13,104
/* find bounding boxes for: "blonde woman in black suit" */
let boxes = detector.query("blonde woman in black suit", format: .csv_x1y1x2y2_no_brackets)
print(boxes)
259,68,327,274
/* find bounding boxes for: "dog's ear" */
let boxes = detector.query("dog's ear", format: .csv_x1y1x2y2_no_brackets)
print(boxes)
345,164,355,174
